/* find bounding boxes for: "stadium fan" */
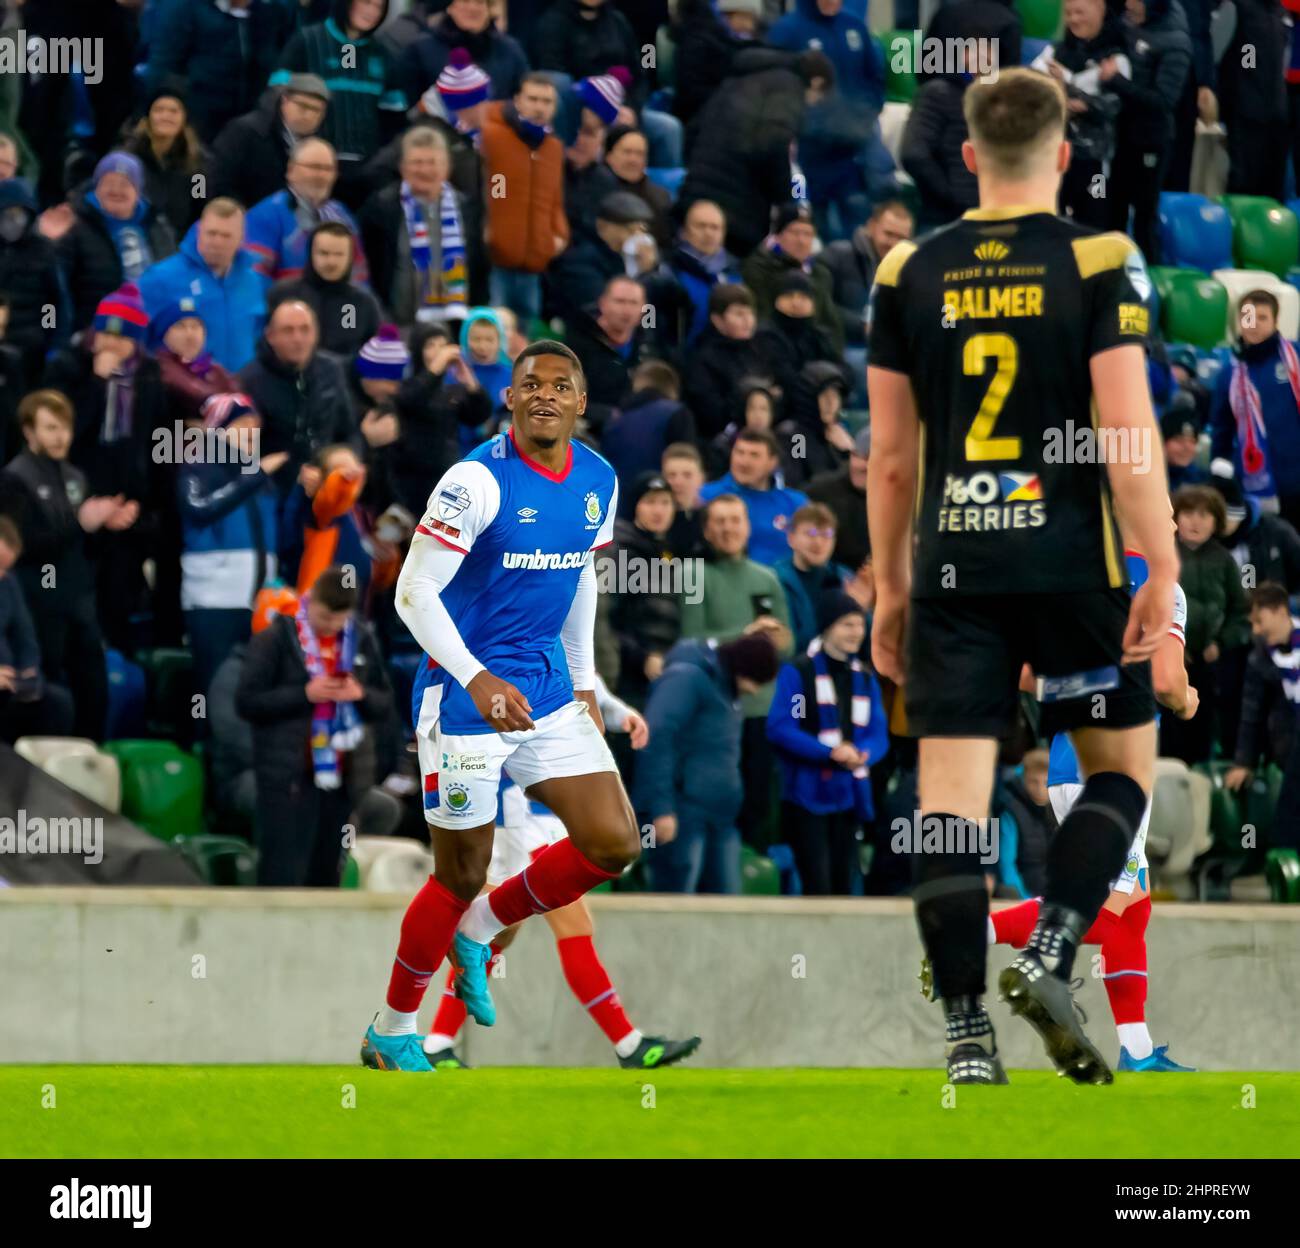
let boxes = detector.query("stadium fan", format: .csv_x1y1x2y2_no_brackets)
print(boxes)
0,179,67,388
741,202,843,354
236,565,396,887
806,425,871,575
657,200,742,351
122,79,210,236
398,0,529,106
684,285,773,441
545,191,656,327
771,503,859,654
564,275,656,428
1212,463,1300,596
698,428,809,568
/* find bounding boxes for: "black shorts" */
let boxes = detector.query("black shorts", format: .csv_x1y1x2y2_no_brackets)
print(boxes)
904,588,1155,739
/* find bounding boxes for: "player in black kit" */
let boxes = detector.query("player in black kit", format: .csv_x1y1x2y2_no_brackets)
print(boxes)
866,69,1179,1085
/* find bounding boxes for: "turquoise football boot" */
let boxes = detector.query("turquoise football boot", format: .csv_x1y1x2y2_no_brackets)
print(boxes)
1118,1044,1197,1072
451,932,496,1026
360,1016,435,1072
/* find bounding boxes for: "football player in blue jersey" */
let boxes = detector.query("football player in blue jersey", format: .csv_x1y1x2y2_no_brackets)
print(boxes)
361,341,645,1072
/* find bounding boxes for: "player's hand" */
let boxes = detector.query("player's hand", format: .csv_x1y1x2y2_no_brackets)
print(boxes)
1224,765,1253,791
623,708,649,749
468,670,534,732
653,814,677,845
871,590,908,683
1122,576,1175,664
1177,684,1200,721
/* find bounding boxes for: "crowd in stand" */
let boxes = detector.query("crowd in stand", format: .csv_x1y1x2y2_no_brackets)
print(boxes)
0,0,1297,898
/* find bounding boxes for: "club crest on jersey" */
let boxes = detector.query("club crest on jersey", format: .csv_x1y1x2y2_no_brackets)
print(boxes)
583,492,602,527
438,484,471,522
974,239,1010,261
444,784,472,814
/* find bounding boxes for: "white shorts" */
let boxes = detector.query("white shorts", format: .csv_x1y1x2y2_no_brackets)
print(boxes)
417,698,618,831
487,783,569,886
1048,783,1151,896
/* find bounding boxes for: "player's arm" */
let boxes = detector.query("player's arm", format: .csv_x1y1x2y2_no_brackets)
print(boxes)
562,554,604,735
1152,632,1197,719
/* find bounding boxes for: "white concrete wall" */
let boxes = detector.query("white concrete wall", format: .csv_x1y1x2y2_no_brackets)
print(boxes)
1,890,1296,1070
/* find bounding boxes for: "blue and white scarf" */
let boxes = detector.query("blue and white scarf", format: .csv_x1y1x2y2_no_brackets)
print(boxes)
295,595,364,791
808,636,874,819
400,180,468,321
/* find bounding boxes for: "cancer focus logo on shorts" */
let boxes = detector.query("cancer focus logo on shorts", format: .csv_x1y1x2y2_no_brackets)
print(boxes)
443,784,473,815
442,751,488,773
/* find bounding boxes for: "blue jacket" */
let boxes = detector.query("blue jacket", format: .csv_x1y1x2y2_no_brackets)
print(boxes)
769,0,886,109
178,457,279,611
698,472,809,566
766,653,887,817
633,640,744,821
137,224,267,372
772,555,854,652
243,189,366,286
0,573,40,673
1209,334,1300,501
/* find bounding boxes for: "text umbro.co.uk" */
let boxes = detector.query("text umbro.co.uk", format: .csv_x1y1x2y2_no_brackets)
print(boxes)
502,550,588,570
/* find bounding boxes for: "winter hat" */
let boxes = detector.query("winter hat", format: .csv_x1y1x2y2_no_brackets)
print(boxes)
574,66,632,126
94,151,144,196
1159,390,1200,442
93,283,149,343
284,73,330,103
200,392,259,431
150,295,205,348
146,74,189,114
1211,458,1247,525
437,48,492,112
356,324,411,381
717,633,780,686
773,200,813,235
630,472,672,510
776,270,814,298
818,588,864,635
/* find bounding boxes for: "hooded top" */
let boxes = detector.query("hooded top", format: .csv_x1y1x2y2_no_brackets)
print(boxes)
458,306,513,409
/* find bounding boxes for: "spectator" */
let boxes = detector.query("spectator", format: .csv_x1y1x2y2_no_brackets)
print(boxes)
547,190,657,326
137,199,266,373
1105,0,1190,260
901,52,980,230
778,360,855,488
925,0,1023,72
807,425,871,573
753,271,841,412
0,517,74,744
772,502,856,652
350,325,409,425
399,0,529,105
152,298,239,424
532,0,684,168
271,0,408,207
769,1,885,113
268,221,384,359
1218,0,1290,198
1209,290,1300,532
0,296,23,464
1163,396,1209,490
601,360,696,500
606,472,685,706
0,178,68,386
1167,342,1212,430
741,203,843,354
680,48,834,258
238,300,359,491
563,69,630,205
566,276,656,427
178,393,288,697
458,307,512,412
671,0,766,128
146,0,295,144
767,589,887,894
123,81,210,236
1227,582,1300,850
684,285,773,440
245,139,368,287
635,631,780,892
989,748,1053,899
1167,0,1220,190
480,73,568,325
1211,462,1300,595
678,493,793,848
358,126,489,329
706,377,783,478
0,391,125,740
236,565,395,886
208,76,332,211
659,200,742,349
581,127,674,248
1164,484,1252,763
698,431,810,568
431,49,495,147
820,198,913,352
661,441,708,558
59,154,178,335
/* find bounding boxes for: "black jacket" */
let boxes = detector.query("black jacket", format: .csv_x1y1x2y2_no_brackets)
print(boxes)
237,340,357,488
357,180,489,324
267,227,384,360
545,233,626,326
0,180,68,385
901,77,978,225
579,165,675,249
1221,510,1300,595
671,0,758,127
819,228,883,346
1109,0,1193,147
607,515,683,702
123,131,209,235
564,316,655,428
1053,14,1129,163
752,312,839,414
806,465,869,572
532,0,647,110
682,324,776,440
58,194,177,333
207,96,299,211
399,11,528,102
1234,636,1297,770
1219,0,1288,126
925,1,1022,76
236,610,393,797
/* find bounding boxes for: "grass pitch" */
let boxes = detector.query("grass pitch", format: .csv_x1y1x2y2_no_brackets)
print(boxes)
2,1067,1297,1158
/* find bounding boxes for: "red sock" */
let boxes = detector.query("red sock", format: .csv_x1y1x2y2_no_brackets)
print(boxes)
1084,907,1120,946
556,935,635,1045
429,941,503,1040
990,898,1039,947
1101,896,1150,1025
385,875,468,1013
487,838,619,929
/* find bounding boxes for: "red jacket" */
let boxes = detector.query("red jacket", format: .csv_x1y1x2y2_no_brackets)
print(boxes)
480,101,568,273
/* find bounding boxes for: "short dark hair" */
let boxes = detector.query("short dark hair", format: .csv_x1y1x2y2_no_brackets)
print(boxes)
1249,581,1290,612
870,198,914,223
1172,484,1227,533
734,427,780,458
1240,289,1279,321
311,220,354,244
517,72,558,96
663,441,702,467
631,358,680,399
0,514,21,555
709,284,756,317
312,565,359,612
511,338,587,392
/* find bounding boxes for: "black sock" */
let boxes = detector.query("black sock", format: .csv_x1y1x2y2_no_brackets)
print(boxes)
912,814,989,1000
943,993,995,1056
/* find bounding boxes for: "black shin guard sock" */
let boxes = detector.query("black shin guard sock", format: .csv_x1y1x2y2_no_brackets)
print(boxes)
1033,770,1146,978
943,993,995,1056
912,816,989,1001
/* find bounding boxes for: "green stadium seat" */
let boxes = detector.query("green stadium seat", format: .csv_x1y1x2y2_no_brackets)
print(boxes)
1223,197,1299,277
883,30,918,103
341,854,360,889
1265,849,1300,903
1153,267,1227,348
740,845,780,895
1015,0,1062,40
102,739,205,841
174,834,258,886
1239,764,1283,848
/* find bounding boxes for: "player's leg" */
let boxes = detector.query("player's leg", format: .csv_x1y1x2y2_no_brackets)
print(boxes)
545,897,702,1069
423,916,512,1069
